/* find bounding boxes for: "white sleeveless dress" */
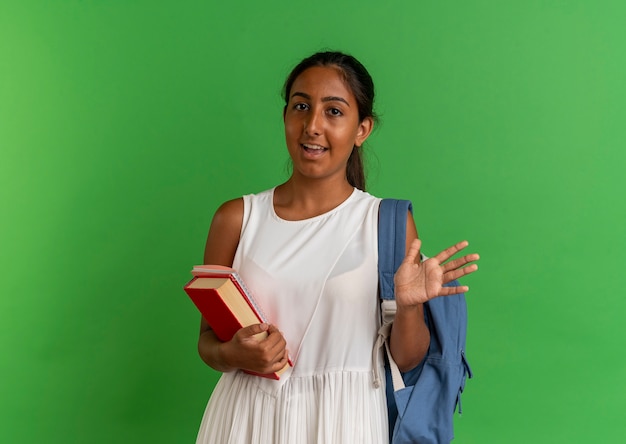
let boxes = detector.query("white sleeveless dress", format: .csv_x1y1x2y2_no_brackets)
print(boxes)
196,188,388,444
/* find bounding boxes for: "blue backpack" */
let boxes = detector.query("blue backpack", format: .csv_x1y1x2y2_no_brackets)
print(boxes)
375,199,473,444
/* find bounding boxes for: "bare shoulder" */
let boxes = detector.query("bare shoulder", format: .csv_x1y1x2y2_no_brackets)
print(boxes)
204,198,244,266
212,198,244,229
405,211,418,240
405,211,420,259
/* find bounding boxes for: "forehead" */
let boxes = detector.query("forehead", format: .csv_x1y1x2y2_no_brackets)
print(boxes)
290,66,355,102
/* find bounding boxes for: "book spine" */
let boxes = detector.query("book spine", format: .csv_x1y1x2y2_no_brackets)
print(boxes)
184,285,244,342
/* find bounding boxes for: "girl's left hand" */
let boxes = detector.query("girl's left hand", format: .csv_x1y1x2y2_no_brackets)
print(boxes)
393,239,479,307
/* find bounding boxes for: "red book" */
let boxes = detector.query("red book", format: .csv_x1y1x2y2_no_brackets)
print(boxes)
184,265,291,380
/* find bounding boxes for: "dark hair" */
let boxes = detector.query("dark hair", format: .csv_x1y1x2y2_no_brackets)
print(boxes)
282,51,377,191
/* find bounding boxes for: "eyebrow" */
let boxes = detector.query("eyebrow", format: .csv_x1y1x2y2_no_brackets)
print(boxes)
291,92,350,107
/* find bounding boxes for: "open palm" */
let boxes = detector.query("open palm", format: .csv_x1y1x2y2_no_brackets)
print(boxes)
394,239,480,307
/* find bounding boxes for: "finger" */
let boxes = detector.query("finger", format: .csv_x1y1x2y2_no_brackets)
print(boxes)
438,285,470,296
266,324,281,334
280,350,290,366
433,240,470,264
269,350,290,372
275,349,290,366
265,325,286,342
266,338,288,367
444,263,478,282
265,330,287,350
238,323,269,338
264,325,287,348
402,238,422,264
441,253,480,273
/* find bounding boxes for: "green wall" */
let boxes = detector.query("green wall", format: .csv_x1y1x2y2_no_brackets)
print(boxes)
2,1,625,442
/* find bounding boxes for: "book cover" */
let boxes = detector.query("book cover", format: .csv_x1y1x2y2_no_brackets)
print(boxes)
184,265,291,380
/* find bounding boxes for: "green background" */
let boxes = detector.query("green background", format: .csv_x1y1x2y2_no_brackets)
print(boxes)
2,1,625,442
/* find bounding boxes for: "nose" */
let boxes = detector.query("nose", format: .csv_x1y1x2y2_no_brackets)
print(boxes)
304,111,322,136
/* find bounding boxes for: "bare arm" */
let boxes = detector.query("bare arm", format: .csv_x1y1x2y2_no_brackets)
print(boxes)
389,213,480,372
197,198,289,375
388,213,430,372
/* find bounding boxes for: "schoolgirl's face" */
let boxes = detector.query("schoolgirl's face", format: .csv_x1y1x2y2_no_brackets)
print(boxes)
283,66,373,184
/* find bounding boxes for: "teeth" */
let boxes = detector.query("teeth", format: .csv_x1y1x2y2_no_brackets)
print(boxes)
303,144,326,151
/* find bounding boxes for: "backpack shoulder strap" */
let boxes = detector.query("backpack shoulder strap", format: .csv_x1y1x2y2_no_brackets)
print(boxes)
373,198,413,389
378,199,413,301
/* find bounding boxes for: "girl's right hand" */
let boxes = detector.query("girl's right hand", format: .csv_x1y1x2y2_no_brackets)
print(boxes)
220,324,289,375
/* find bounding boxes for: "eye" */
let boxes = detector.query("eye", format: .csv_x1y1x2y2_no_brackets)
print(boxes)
294,103,309,111
327,107,343,117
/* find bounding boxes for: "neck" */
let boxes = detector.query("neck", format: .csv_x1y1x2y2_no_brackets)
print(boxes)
273,176,355,221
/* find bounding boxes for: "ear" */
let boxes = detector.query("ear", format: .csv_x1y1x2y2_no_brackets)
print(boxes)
354,116,374,147
283,106,287,121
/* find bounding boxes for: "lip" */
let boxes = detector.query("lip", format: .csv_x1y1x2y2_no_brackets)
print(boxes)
300,143,328,159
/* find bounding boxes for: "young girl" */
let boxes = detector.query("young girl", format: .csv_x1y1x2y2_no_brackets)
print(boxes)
195,51,479,443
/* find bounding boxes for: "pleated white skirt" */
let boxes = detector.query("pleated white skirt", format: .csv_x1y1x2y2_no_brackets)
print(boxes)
196,368,388,444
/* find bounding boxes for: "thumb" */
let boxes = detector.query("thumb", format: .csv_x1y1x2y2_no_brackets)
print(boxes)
403,238,422,264
238,323,269,338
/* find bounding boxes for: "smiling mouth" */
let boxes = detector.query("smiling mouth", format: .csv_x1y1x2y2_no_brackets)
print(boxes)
301,143,328,153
